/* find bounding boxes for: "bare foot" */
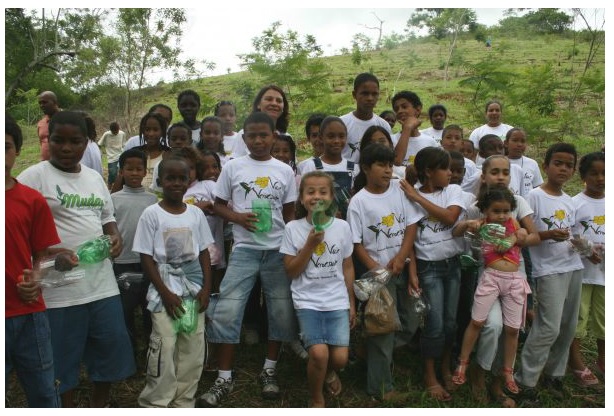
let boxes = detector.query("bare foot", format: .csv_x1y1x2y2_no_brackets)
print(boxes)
426,383,451,402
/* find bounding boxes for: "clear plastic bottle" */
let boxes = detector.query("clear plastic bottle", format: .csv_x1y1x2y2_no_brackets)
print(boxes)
34,252,83,288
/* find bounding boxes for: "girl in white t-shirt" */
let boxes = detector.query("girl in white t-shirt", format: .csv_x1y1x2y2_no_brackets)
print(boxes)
215,101,239,157
280,171,355,408
399,146,465,402
197,116,228,167
504,128,544,195
568,151,605,386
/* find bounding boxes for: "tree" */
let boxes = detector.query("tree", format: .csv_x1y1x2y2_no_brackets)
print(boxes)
361,12,385,50
238,21,332,117
407,8,478,82
525,8,573,34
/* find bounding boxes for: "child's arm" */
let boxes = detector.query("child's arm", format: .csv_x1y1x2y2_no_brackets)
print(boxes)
517,215,540,247
196,248,212,312
353,243,380,272
386,223,417,276
283,229,325,279
140,253,183,318
393,116,421,166
212,197,258,232
282,201,295,224
103,222,123,258
452,219,482,237
538,228,570,242
342,256,357,329
399,179,462,226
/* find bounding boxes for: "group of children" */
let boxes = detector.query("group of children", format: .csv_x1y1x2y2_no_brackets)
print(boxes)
5,72,604,409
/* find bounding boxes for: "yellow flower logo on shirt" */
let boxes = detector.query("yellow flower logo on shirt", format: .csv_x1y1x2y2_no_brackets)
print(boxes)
408,155,416,164
381,214,395,227
314,242,326,256
542,210,568,230
184,196,195,205
255,177,269,188
593,215,605,226
554,210,566,221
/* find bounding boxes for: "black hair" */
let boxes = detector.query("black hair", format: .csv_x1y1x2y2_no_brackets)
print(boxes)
319,116,347,137
305,113,326,137
505,127,525,141
214,100,236,116
476,186,516,213
353,143,395,193
485,99,503,113
295,171,336,220
170,146,204,181
353,72,379,90
199,148,222,172
110,121,119,131
5,118,23,153
243,111,275,133
544,142,577,167
198,116,226,155
360,125,393,152
478,134,503,155
177,89,201,107
139,112,169,148
379,110,395,119
273,133,297,173
442,124,463,139
167,122,192,145
119,148,147,170
414,146,451,185
81,114,97,141
578,151,605,179
449,150,465,165
148,103,173,121
49,111,88,138
428,104,447,119
463,138,475,149
252,84,290,133
392,90,422,110
157,155,189,182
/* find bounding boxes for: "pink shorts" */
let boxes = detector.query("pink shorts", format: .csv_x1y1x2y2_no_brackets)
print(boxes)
471,268,531,329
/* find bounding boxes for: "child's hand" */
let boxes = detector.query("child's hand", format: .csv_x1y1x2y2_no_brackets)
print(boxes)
195,200,214,214
550,228,570,242
515,228,528,246
399,179,419,201
407,274,420,295
349,304,357,330
400,114,421,133
305,228,325,250
161,290,184,319
386,255,406,276
196,288,210,312
237,212,259,232
16,270,41,303
108,233,123,258
54,251,79,271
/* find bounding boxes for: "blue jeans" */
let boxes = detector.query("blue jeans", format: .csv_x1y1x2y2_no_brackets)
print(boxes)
206,247,297,344
5,312,60,407
417,257,461,358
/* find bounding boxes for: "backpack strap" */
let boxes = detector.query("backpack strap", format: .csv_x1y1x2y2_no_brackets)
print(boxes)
313,157,324,170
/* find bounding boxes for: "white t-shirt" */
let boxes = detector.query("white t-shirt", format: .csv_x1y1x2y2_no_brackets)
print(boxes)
230,129,291,159
509,156,544,196
80,141,103,176
190,127,201,147
223,132,241,157
123,135,141,151
280,218,353,311
339,112,391,164
391,132,439,166
297,157,360,181
414,184,466,261
572,192,605,286
184,180,225,268
461,157,481,194
132,203,213,266
526,187,584,278
347,183,423,267
469,123,513,149
475,158,525,197
17,162,119,308
98,130,127,163
420,126,444,145
296,156,315,174
214,155,297,250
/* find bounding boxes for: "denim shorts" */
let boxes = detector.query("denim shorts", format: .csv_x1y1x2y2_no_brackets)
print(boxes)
206,247,296,344
47,295,136,393
295,309,350,348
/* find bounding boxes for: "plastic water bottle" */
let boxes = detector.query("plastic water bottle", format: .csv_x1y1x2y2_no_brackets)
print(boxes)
173,298,199,334
251,199,272,233
312,200,335,232
76,235,111,264
34,253,84,288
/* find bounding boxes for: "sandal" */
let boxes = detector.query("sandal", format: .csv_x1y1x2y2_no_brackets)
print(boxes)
572,367,599,386
452,359,470,385
325,370,342,396
426,383,452,402
501,367,520,395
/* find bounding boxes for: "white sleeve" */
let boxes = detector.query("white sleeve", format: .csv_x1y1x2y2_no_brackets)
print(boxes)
132,209,156,256
196,208,215,252
279,223,298,256
347,198,363,244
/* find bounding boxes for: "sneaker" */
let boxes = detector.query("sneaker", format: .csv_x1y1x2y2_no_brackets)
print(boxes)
196,376,234,407
260,368,280,399
516,385,540,407
285,340,308,360
541,376,565,400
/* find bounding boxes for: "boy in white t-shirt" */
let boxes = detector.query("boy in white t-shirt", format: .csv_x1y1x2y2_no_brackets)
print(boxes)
420,104,447,145
198,112,298,407
98,121,127,186
504,128,544,196
514,143,585,400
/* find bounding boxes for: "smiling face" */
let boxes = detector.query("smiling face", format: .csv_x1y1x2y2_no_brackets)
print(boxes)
168,126,191,149
393,97,420,124
120,157,146,188
178,94,200,124
300,176,334,216
159,159,190,203
485,102,502,126
271,138,292,166
201,154,220,181
321,120,347,159
257,89,284,122
143,117,164,148
200,121,223,152
48,123,88,173
307,125,323,156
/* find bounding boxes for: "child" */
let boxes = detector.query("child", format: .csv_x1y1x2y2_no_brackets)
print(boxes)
111,148,158,365
391,90,438,169
451,187,531,398
177,89,202,146
340,73,391,164
440,124,480,193
124,104,173,151
297,116,360,219
514,143,585,400
214,100,239,156
280,171,356,407
18,111,135,407
504,128,544,196
379,110,396,130
272,133,301,189
355,125,405,182
97,121,127,187
477,134,525,197
197,116,228,166
133,155,213,408
296,113,326,173
462,139,477,162
347,143,423,402
167,122,193,149
420,104,447,145
79,113,103,177
6,118,61,408
198,112,298,407
568,151,605,385
399,146,465,402
468,100,513,150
